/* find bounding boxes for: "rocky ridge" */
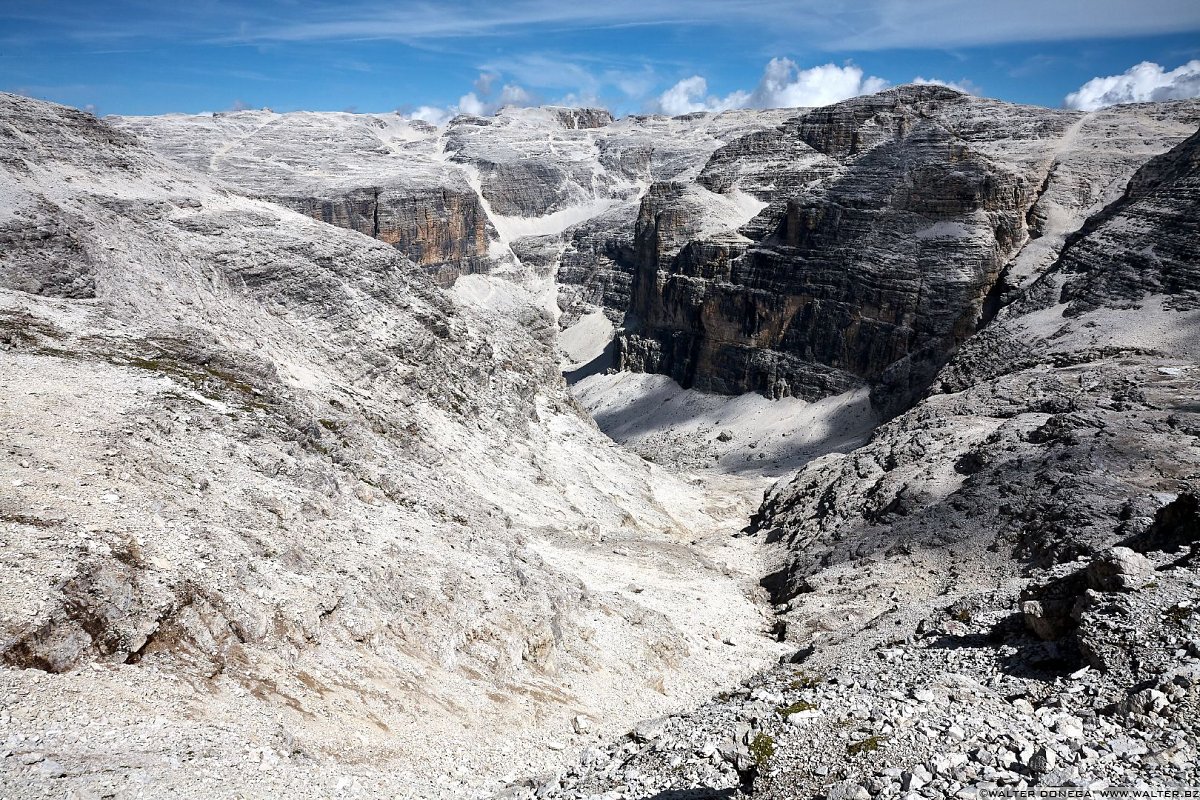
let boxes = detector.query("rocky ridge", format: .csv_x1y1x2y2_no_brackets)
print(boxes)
619,87,1200,412
0,93,787,799
111,109,497,285
112,105,796,327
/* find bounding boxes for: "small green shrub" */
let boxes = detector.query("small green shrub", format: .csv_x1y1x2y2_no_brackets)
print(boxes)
789,671,823,690
749,732,775,767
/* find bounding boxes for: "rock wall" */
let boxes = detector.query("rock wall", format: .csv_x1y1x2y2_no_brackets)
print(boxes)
270,186,493,285
618,87,1200,414
109,110,497,286
752,125,1200,601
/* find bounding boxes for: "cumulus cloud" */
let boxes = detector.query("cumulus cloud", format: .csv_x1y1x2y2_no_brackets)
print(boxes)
473,71,499,96
1065,60,1200,111
456,91,488,116
404,71,541,126
653,76,749,115
911,76,977,94
653,59,888,116
748,59,889,108
498,83,533,106
410,105,454,126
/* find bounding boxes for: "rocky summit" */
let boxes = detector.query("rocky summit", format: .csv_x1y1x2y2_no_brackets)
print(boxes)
2,84,1199,800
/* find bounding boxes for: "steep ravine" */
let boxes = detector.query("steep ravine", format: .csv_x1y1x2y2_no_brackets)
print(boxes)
617,88,1200,417
0,94,789,800
498,118,1200,800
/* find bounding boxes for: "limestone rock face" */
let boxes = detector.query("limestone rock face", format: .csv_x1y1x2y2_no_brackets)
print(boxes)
618,87,1200,412
110,110,497,285
1057,125,1200,314
751,124,1200,603
440,106,798,328
114,105,795,319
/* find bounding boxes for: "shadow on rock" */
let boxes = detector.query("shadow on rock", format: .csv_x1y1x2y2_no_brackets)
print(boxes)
926,613,1083,680
637,790,738,800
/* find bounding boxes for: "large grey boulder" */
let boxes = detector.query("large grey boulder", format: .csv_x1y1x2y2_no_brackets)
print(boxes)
1087,547,1155,592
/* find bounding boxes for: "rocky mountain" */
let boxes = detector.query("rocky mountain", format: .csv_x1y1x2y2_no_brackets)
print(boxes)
116,90,1199,422
3,84,1199,800
111,110,497,285
500,110,1200,800
112,105,793,321
619,86,1200,413
0,93,788,798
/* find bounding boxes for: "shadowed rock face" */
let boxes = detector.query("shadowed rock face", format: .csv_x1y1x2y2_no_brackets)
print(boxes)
753,125,1200,603
270,187,493,285
1057,126,1200,315
619,87,1200,414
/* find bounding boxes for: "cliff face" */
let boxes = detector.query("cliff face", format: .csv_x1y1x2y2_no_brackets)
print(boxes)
618,87,1200,412
1055,126,1200,315
441,106,798,327
268,186,493,285
753,125,1200,600
110,110,497,286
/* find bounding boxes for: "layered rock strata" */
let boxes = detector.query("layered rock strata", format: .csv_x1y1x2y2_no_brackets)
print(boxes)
618,87,1200,412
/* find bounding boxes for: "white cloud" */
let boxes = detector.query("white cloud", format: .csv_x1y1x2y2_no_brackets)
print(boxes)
911,76,976,94
498,83,533,106
653,76,749,115
227,1,1200,52
410,105,453,126
556,90,604,108
456,91,488,116
653,60,888,116
748,59,888,108
1065,60,1200,111
473,71,499,96
402,71,552,126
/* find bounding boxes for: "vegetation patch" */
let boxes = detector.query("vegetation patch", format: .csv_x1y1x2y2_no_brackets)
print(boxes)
789,671,823,690
0,511,57,528
115,351,271,411
1165,602,1195,623
776,700,818,717
749,732,775,767
847,735,886,756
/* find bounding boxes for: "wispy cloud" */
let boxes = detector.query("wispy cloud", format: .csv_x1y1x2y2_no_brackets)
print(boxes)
822,0,1200,50
9,1,1199,50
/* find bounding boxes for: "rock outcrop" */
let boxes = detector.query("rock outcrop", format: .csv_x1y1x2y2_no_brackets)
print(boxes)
752,118,1200,611
111,110,497,285
618,87,1200,413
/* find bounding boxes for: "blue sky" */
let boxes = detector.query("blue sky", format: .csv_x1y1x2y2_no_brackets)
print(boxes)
2,1,1200,119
